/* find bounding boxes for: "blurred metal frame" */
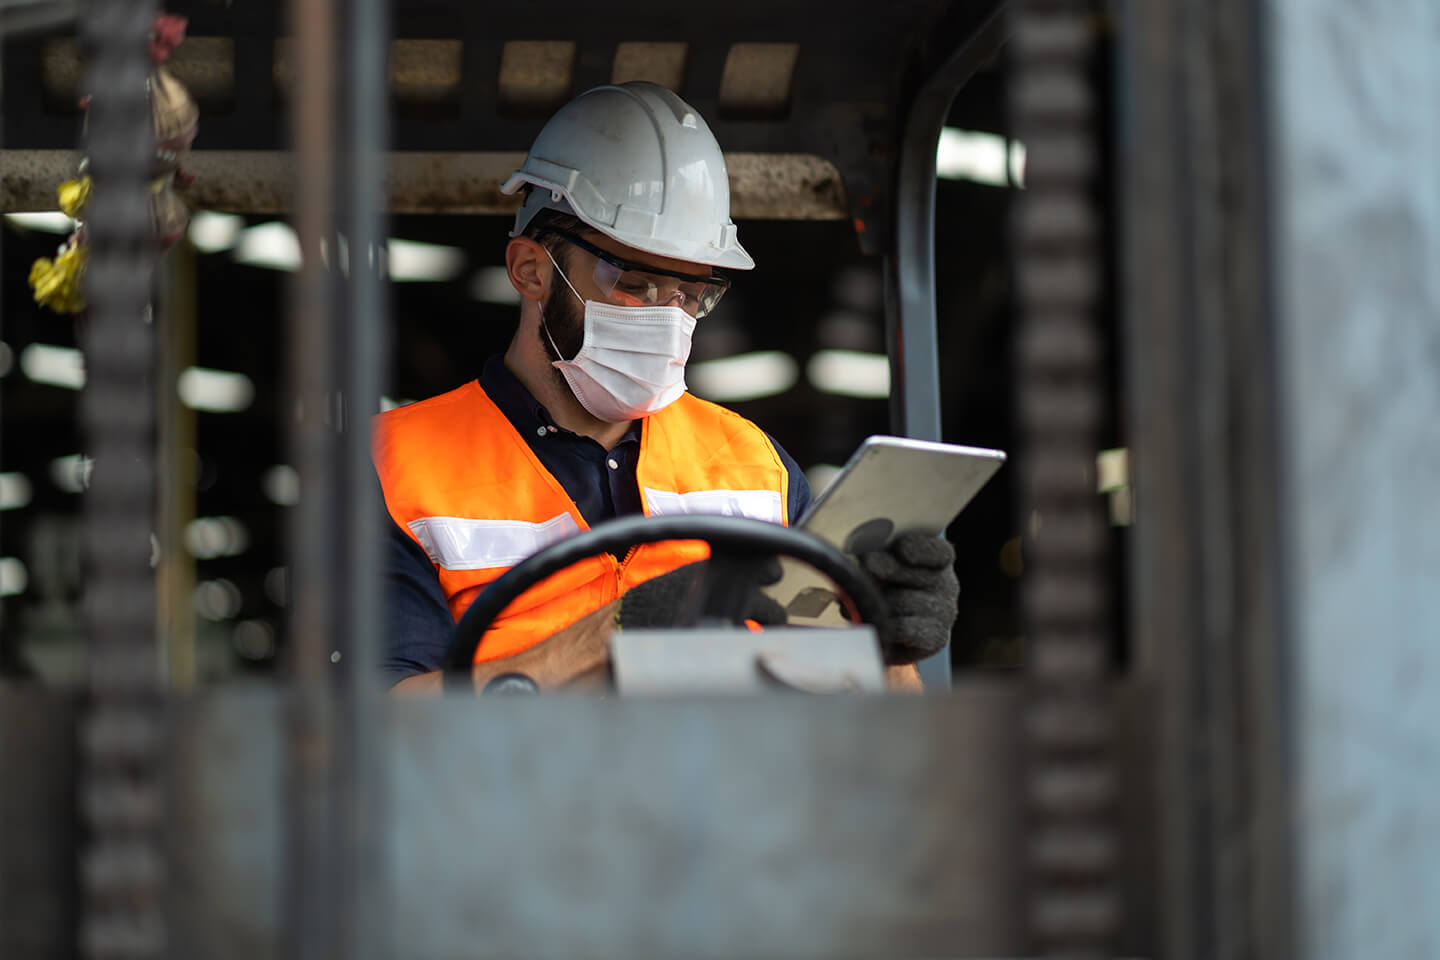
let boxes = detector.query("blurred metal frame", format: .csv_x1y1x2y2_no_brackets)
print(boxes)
887,2,1010,692
282,0,387,954
1119,0,1295,955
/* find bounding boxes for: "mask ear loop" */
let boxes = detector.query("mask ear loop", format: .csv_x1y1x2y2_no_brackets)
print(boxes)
539,244,587,361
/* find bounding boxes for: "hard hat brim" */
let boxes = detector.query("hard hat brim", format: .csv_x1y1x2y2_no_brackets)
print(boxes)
503,172,756,271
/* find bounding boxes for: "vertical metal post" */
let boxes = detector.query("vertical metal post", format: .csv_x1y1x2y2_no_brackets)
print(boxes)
1011,2,1118,956
890,6,1009,692
77,0,163,956
1119,0,1292,954
284,0,340,953
335,0,389,953
284,0,387,953
156,242,197,689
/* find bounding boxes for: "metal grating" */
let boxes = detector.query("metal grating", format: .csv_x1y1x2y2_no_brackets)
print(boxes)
1011,0,1120,955
76,0,164,956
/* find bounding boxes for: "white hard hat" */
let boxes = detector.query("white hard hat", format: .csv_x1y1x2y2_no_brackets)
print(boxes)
502,81,754,271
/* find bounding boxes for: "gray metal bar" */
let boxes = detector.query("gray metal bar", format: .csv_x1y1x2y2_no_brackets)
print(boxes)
76,0,163,956
282,0,341,954
1011,3,1118,955
333,0,389,953
0,149,849,219
891,3,1010,693
1119,0,1294,954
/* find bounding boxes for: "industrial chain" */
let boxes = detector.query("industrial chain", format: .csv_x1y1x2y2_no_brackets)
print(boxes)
78,0,163,956
1011,1,1119,956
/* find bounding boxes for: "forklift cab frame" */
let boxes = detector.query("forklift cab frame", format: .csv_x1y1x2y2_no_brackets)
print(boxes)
0,0,1342,956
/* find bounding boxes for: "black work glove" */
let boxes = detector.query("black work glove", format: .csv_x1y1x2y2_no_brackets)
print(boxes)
617,557,787,629
860,531,959,665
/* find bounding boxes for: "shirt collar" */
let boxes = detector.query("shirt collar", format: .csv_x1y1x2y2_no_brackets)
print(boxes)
479,354,642,446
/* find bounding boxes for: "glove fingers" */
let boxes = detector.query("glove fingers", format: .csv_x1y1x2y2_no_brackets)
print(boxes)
862,549,948,589
878,563,959,665
745,591,789,626
753,554,784,586
885,615,952,663
860,549,901,581
892,532,955,569
885,586,957,621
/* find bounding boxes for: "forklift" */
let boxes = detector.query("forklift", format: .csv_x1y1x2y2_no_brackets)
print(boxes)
3,0,1436,957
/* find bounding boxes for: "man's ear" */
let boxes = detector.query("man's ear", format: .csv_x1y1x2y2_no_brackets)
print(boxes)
506,236,550,303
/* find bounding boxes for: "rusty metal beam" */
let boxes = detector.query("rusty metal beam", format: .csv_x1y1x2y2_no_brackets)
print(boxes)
0,149,848,219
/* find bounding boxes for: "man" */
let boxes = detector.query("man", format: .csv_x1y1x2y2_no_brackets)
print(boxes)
376,82,958,693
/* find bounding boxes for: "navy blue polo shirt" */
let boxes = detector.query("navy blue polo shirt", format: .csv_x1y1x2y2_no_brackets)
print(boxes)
380,355,811,685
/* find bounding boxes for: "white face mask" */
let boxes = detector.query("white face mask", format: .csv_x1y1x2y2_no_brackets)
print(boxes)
542,249,698,423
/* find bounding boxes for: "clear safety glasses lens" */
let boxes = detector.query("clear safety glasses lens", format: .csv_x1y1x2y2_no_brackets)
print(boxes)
589,259,729,318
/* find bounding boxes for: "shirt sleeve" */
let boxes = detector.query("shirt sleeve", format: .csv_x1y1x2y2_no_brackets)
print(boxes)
765,433,813,524
381,510,456,687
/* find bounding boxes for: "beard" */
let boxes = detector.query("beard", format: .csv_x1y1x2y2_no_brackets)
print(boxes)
538,283,586,364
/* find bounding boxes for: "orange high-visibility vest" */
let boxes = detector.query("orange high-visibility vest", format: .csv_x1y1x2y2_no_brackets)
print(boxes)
373,381,791,663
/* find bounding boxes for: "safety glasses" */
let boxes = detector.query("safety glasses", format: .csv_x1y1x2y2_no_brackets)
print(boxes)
536,227,731,318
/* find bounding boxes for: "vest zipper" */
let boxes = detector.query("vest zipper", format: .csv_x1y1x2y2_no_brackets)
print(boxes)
617,544,640,580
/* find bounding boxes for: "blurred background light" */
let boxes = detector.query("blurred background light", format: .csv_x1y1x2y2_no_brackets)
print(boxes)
261,465,300,506
806,349,890,398
185,516,250,559
1009,140,1027,187
178,366,255,413
0,341,13,377
195,578,243,621
233,223,465,281
0,558,28,596
49,454,93,493
20,343,85,390
470,265,521,304
389,239,465,282
232,619,277,660
234,221,301,271
937,127,1026,188
688,350,799,402
187,211,246,254
4,211,74,234
0,473,34,511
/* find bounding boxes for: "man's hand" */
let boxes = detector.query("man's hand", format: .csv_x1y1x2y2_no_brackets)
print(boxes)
391,600,617,695
617,558,787,628
860,532,959,665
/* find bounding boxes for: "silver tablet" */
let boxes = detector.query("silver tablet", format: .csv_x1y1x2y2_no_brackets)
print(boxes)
769,436,1007,623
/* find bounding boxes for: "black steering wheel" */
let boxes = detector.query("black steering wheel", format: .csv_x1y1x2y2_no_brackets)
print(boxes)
443,514,890,689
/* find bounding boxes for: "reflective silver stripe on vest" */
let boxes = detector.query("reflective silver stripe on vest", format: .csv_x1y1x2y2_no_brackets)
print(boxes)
407,513,582,570
642,488,784,525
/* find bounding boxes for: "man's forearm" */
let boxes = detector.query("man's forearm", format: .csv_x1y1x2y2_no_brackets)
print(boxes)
391,600,618,695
